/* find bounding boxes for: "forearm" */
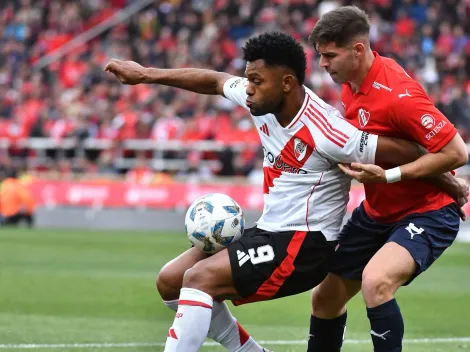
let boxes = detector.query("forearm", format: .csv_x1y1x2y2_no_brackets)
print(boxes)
376,135,466,180
398,134,468,180
375,136,424,165
399,153,461,180
144,68,232,95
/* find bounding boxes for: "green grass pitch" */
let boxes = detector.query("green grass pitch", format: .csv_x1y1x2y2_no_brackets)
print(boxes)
0,229,469,351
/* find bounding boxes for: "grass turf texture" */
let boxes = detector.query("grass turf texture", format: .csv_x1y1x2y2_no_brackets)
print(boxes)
0,229,469,351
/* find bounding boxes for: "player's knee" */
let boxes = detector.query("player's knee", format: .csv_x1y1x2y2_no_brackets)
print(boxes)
182,261,215,292
156,266,182,301
361,271,394,306
311,284,346,318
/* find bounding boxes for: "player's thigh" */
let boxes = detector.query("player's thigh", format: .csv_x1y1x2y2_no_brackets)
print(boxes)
183,247,237,298
157,247,209,299
384,203,460,285
330,204,391,281
230,227,336,306
311,273,361,317
362,242,417,297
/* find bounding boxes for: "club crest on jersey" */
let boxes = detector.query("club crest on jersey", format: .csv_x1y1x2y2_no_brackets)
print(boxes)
421,114,435,129
358,108,370,128
294,138,307,161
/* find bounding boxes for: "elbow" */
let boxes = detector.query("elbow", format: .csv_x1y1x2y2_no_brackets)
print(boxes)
452,147,469,169
459,150,469,167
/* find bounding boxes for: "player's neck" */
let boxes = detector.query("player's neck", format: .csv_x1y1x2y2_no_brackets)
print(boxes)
275,86,305,128
349,50,375,93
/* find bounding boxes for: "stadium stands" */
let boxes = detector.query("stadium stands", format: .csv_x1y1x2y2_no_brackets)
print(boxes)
0,0,469,181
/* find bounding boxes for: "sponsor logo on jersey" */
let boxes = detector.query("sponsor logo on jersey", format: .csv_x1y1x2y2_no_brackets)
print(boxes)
294,138,307,161
263,147,307,175
359,132,369,153
426,120,446,140
358,108,370,128
372,81,392,92
421,114,435,129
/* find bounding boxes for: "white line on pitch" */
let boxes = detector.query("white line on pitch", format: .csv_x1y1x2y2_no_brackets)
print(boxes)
0,338,469,349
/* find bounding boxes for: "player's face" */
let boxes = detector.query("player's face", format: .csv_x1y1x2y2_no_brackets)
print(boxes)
316,42,359,84
244,60,284,116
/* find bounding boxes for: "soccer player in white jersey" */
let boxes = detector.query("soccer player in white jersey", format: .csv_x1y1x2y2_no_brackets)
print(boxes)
104,32,464,352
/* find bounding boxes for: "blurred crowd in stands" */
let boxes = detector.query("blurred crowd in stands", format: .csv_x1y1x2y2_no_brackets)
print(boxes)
1,0,470,182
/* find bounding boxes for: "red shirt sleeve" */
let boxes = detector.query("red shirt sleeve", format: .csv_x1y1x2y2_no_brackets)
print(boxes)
391,83,456,152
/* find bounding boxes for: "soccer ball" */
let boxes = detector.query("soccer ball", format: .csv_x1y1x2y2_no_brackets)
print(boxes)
185,193,245,254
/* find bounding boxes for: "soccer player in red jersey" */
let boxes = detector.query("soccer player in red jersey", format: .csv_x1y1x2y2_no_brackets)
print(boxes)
307,6,469,352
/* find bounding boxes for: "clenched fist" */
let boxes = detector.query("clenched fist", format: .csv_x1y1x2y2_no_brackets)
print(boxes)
104,59,148,85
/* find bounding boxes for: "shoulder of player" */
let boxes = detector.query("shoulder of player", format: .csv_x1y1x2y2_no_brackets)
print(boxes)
379,69,428,108
392,81,429,109
303,105,352,150
380,55,409,76
380,58,425,94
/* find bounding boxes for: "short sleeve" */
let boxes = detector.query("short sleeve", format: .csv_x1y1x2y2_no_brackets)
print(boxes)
315,110,378,164
391,84,457,153
223,77,249,110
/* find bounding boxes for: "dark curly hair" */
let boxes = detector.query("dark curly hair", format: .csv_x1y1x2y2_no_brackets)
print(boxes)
242,32,306,84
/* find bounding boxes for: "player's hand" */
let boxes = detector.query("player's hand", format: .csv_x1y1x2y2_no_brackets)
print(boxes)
454,177,468,221
338,163,386,183
104,59,147,85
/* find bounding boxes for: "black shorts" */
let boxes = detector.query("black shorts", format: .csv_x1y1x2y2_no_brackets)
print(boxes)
330,202,460,284
228,226,336,306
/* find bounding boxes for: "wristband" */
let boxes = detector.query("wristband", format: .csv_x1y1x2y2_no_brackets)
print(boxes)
385,167,401,183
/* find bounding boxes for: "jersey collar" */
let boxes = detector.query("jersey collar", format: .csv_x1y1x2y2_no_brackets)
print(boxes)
356,51,382,95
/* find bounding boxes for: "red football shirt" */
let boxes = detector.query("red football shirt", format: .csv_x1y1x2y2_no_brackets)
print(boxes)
342,52,456,223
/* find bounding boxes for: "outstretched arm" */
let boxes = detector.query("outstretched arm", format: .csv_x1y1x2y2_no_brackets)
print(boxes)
104,59,233,96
